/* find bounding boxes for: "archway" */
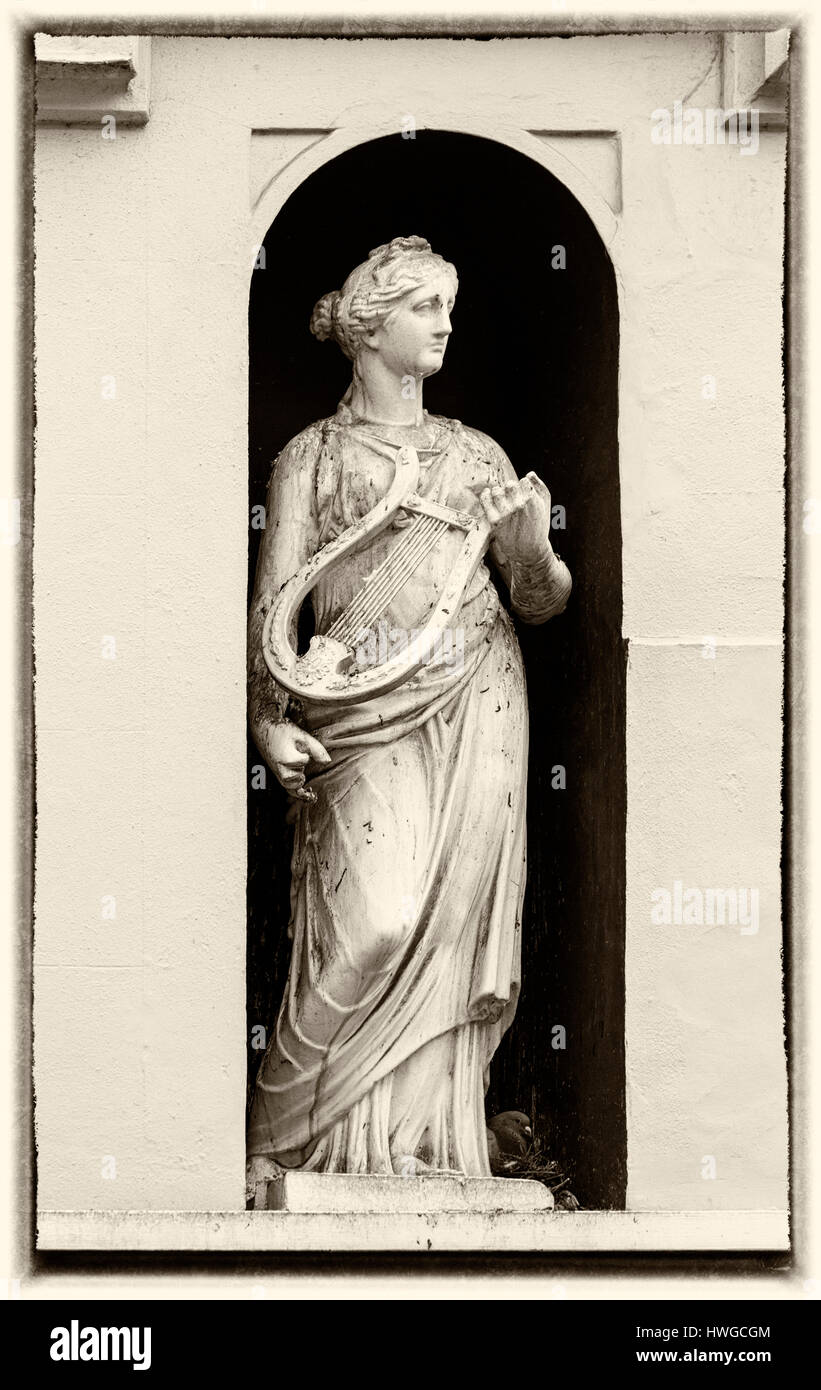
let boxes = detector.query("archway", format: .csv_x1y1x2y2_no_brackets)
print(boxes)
247,130,626,1208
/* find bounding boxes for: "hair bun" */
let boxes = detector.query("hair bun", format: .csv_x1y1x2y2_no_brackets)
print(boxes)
310,291,340,342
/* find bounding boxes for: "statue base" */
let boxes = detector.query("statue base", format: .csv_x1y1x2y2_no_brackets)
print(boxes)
264,1171,554,1213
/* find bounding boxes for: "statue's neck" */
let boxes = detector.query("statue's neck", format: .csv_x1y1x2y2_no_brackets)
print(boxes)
347,358,423,426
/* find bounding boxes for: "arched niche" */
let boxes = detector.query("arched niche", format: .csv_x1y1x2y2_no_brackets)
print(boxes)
247,129,626,1209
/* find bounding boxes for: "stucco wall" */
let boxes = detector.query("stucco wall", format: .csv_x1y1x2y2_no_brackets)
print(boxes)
33,34,787,1220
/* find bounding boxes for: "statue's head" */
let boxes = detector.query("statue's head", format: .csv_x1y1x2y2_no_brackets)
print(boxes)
310,235,458,380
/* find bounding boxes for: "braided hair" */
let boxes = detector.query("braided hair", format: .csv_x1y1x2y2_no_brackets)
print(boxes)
309,236,458,361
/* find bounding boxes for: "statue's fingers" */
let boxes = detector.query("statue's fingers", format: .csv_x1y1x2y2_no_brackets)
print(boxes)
299,732,332,765
500,479,534,516
525,471,552,506
489,485,509,516
281,749,310,769
279,768,305,790
494,480,519,512
480,486,502,525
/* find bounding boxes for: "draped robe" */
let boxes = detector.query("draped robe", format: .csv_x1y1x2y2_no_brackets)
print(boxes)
247,401,571,1175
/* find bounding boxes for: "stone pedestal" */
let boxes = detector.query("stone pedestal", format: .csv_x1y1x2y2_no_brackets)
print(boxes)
266,1172,554,1213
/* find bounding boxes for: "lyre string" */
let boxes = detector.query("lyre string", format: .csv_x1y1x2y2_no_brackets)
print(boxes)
348,518,446,637
330,517,445,647
328,515,430,638
326,514,430,644
329,514,449,648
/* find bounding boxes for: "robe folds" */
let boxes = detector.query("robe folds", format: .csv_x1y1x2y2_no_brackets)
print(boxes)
247,401,568,1175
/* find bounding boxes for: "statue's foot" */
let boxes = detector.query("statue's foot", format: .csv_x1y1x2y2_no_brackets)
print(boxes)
391,1152,468,1178
246,1154,285,1209
392,1152,434,1176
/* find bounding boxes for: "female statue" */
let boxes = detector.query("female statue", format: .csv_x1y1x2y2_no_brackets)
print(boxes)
246,236,571,1188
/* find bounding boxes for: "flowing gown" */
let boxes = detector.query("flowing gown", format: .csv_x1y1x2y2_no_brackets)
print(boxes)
246,399,571,1176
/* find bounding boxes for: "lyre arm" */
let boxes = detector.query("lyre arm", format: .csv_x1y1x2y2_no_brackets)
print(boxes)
249,432,322,744
262,446,421,698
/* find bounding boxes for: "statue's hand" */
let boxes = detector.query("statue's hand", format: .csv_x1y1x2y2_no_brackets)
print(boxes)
475,471,553,566
263,719,331,802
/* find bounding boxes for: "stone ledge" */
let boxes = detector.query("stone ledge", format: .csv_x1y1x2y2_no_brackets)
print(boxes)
266,1172,554,1213
37,1209,789,1254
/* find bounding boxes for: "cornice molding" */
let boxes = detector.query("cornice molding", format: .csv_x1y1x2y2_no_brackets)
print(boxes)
35,34,151,125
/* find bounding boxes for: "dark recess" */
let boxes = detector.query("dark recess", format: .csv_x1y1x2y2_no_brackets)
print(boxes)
247,130,626,1208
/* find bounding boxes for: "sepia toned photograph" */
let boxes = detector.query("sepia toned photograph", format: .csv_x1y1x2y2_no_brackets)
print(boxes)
11,5,813,1319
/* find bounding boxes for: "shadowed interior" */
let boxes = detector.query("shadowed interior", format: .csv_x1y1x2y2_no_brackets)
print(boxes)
247,130,625,1208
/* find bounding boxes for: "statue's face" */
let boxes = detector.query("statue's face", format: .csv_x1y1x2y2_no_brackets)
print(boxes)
366,272,455,379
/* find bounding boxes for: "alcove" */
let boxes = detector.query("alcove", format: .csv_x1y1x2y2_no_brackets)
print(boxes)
247,130,626,1208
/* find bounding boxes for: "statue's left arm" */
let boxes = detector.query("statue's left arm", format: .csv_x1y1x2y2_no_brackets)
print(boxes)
482,441,573,625
248,428,331,795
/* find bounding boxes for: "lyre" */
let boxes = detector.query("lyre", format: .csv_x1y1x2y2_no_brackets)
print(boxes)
262,445,491,705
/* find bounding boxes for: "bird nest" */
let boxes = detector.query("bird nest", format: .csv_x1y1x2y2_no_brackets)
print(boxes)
493,1141,581,1209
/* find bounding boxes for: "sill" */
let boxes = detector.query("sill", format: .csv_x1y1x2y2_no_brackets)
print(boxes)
37,1208,789,1254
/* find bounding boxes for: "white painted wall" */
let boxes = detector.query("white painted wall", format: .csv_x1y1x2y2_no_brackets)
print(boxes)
33,34,787,1221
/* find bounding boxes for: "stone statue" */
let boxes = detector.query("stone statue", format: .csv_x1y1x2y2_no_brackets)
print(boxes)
246,236,571,1196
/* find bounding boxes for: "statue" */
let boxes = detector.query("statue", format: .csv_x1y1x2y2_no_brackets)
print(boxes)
246,236,572,1195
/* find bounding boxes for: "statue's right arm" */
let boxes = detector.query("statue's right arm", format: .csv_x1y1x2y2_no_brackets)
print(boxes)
248,431,324,776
